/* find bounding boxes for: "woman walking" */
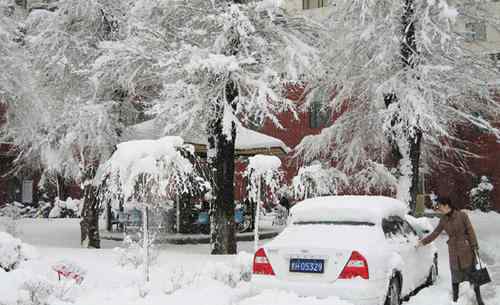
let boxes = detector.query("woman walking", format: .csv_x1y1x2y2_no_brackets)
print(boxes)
418,197,485,305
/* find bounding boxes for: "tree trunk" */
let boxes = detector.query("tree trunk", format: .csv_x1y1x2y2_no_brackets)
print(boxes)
208,3,241,254
208,87,238,255
106,200,112,232
179,193,193,233
408,129,422,215
385,0,422,214
80,166,100,248
402,0,422,215
208,115,237,254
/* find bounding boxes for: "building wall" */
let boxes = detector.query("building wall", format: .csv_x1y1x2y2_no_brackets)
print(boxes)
428,122,500,211
457,2,500,56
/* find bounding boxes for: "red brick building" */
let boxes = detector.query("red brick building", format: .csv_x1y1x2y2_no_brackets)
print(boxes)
0,103,37,206
428,123,500,211
256,88,500,212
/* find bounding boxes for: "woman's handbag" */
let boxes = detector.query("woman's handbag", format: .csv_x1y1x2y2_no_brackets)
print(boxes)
470,250,492,286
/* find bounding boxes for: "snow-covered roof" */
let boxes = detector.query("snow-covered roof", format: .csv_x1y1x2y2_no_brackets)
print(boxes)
122,119,290,156
290,195,409,224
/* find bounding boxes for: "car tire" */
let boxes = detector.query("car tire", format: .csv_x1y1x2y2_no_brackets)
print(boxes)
384,276,401,305
426,256,438,286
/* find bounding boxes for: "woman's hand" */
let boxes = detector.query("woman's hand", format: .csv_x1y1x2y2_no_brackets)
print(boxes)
415,240,424,249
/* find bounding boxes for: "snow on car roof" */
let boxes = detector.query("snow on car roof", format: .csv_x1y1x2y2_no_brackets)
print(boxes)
290,195,409,224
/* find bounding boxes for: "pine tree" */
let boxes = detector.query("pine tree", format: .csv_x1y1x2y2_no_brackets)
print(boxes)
469,176,494,212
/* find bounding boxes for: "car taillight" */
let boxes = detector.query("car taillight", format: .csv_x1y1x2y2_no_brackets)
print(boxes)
338,251,369,279
253,248,275,276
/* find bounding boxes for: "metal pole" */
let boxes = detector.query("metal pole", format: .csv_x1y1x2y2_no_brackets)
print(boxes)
176,195,180,234
254,178,261,252
143,204,149,282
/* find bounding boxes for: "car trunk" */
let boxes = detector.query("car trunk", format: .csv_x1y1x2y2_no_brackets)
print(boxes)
263,223,383,283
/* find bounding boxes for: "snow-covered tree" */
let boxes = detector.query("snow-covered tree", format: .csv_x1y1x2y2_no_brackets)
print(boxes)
0,1,38,133
2,0,137,248
97,136,208,283
244,155,282,251
292,161,347,200
296,0,500,214
92,0,323,254
469,175,494,212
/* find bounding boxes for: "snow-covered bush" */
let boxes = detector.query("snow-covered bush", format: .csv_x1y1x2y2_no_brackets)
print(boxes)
0,232,37,271
163,252,252,294
51,276,82,303
18,276,54,305
48,197,81,218
0,202,23,236
0,201,54,220
469,176,494,212
0,201,22,218
163,267,192,295
114,235,158,269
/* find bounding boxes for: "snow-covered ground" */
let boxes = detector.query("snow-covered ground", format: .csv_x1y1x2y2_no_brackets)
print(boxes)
0,211,498,305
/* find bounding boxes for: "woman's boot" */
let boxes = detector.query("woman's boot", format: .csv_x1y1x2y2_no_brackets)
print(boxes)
452,283,459,302
474,285,485,305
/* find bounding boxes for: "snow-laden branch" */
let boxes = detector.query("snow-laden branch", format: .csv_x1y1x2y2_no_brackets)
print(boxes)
96,136,207,204
92,0,325,134
244,154,282,251
292,162,348,200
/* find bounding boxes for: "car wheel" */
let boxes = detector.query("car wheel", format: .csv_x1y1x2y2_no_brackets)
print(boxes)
426,256,438,286
384,277,401,305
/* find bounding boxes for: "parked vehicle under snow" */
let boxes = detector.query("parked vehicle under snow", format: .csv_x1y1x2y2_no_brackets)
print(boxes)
252,195,438,305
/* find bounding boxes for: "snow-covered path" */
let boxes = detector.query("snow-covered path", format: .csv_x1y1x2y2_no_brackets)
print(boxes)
406,212,500,305
1,212,498,305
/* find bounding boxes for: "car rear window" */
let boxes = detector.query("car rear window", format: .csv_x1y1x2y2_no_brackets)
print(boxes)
293,221,375,226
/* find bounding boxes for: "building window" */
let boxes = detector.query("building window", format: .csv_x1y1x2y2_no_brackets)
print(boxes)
22,179,33,204
465,22,487,42
303,0,326,10
490,52,500,70
309,91,330,129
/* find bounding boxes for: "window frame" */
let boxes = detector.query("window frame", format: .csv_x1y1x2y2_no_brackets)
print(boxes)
303,0,326,10
465,22,487,42
309,90,331,129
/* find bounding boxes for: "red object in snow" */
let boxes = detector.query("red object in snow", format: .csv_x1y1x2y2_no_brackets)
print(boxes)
52,263,85,284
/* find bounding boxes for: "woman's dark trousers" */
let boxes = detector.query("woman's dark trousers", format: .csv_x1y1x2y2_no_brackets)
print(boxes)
452,283,485,305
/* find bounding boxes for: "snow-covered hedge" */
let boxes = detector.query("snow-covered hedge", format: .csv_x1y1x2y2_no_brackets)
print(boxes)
19,276,54,305
0,232,38,271
48,197,81,218
114,235,159,269
164,252,252,294
0,202,38,219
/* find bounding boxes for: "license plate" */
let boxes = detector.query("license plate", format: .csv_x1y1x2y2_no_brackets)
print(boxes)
289,258,325,273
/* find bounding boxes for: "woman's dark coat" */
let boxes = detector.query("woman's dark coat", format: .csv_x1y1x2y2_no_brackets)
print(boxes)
422,210,479,271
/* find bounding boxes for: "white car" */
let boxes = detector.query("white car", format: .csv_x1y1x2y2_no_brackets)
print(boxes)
252,196,438,305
